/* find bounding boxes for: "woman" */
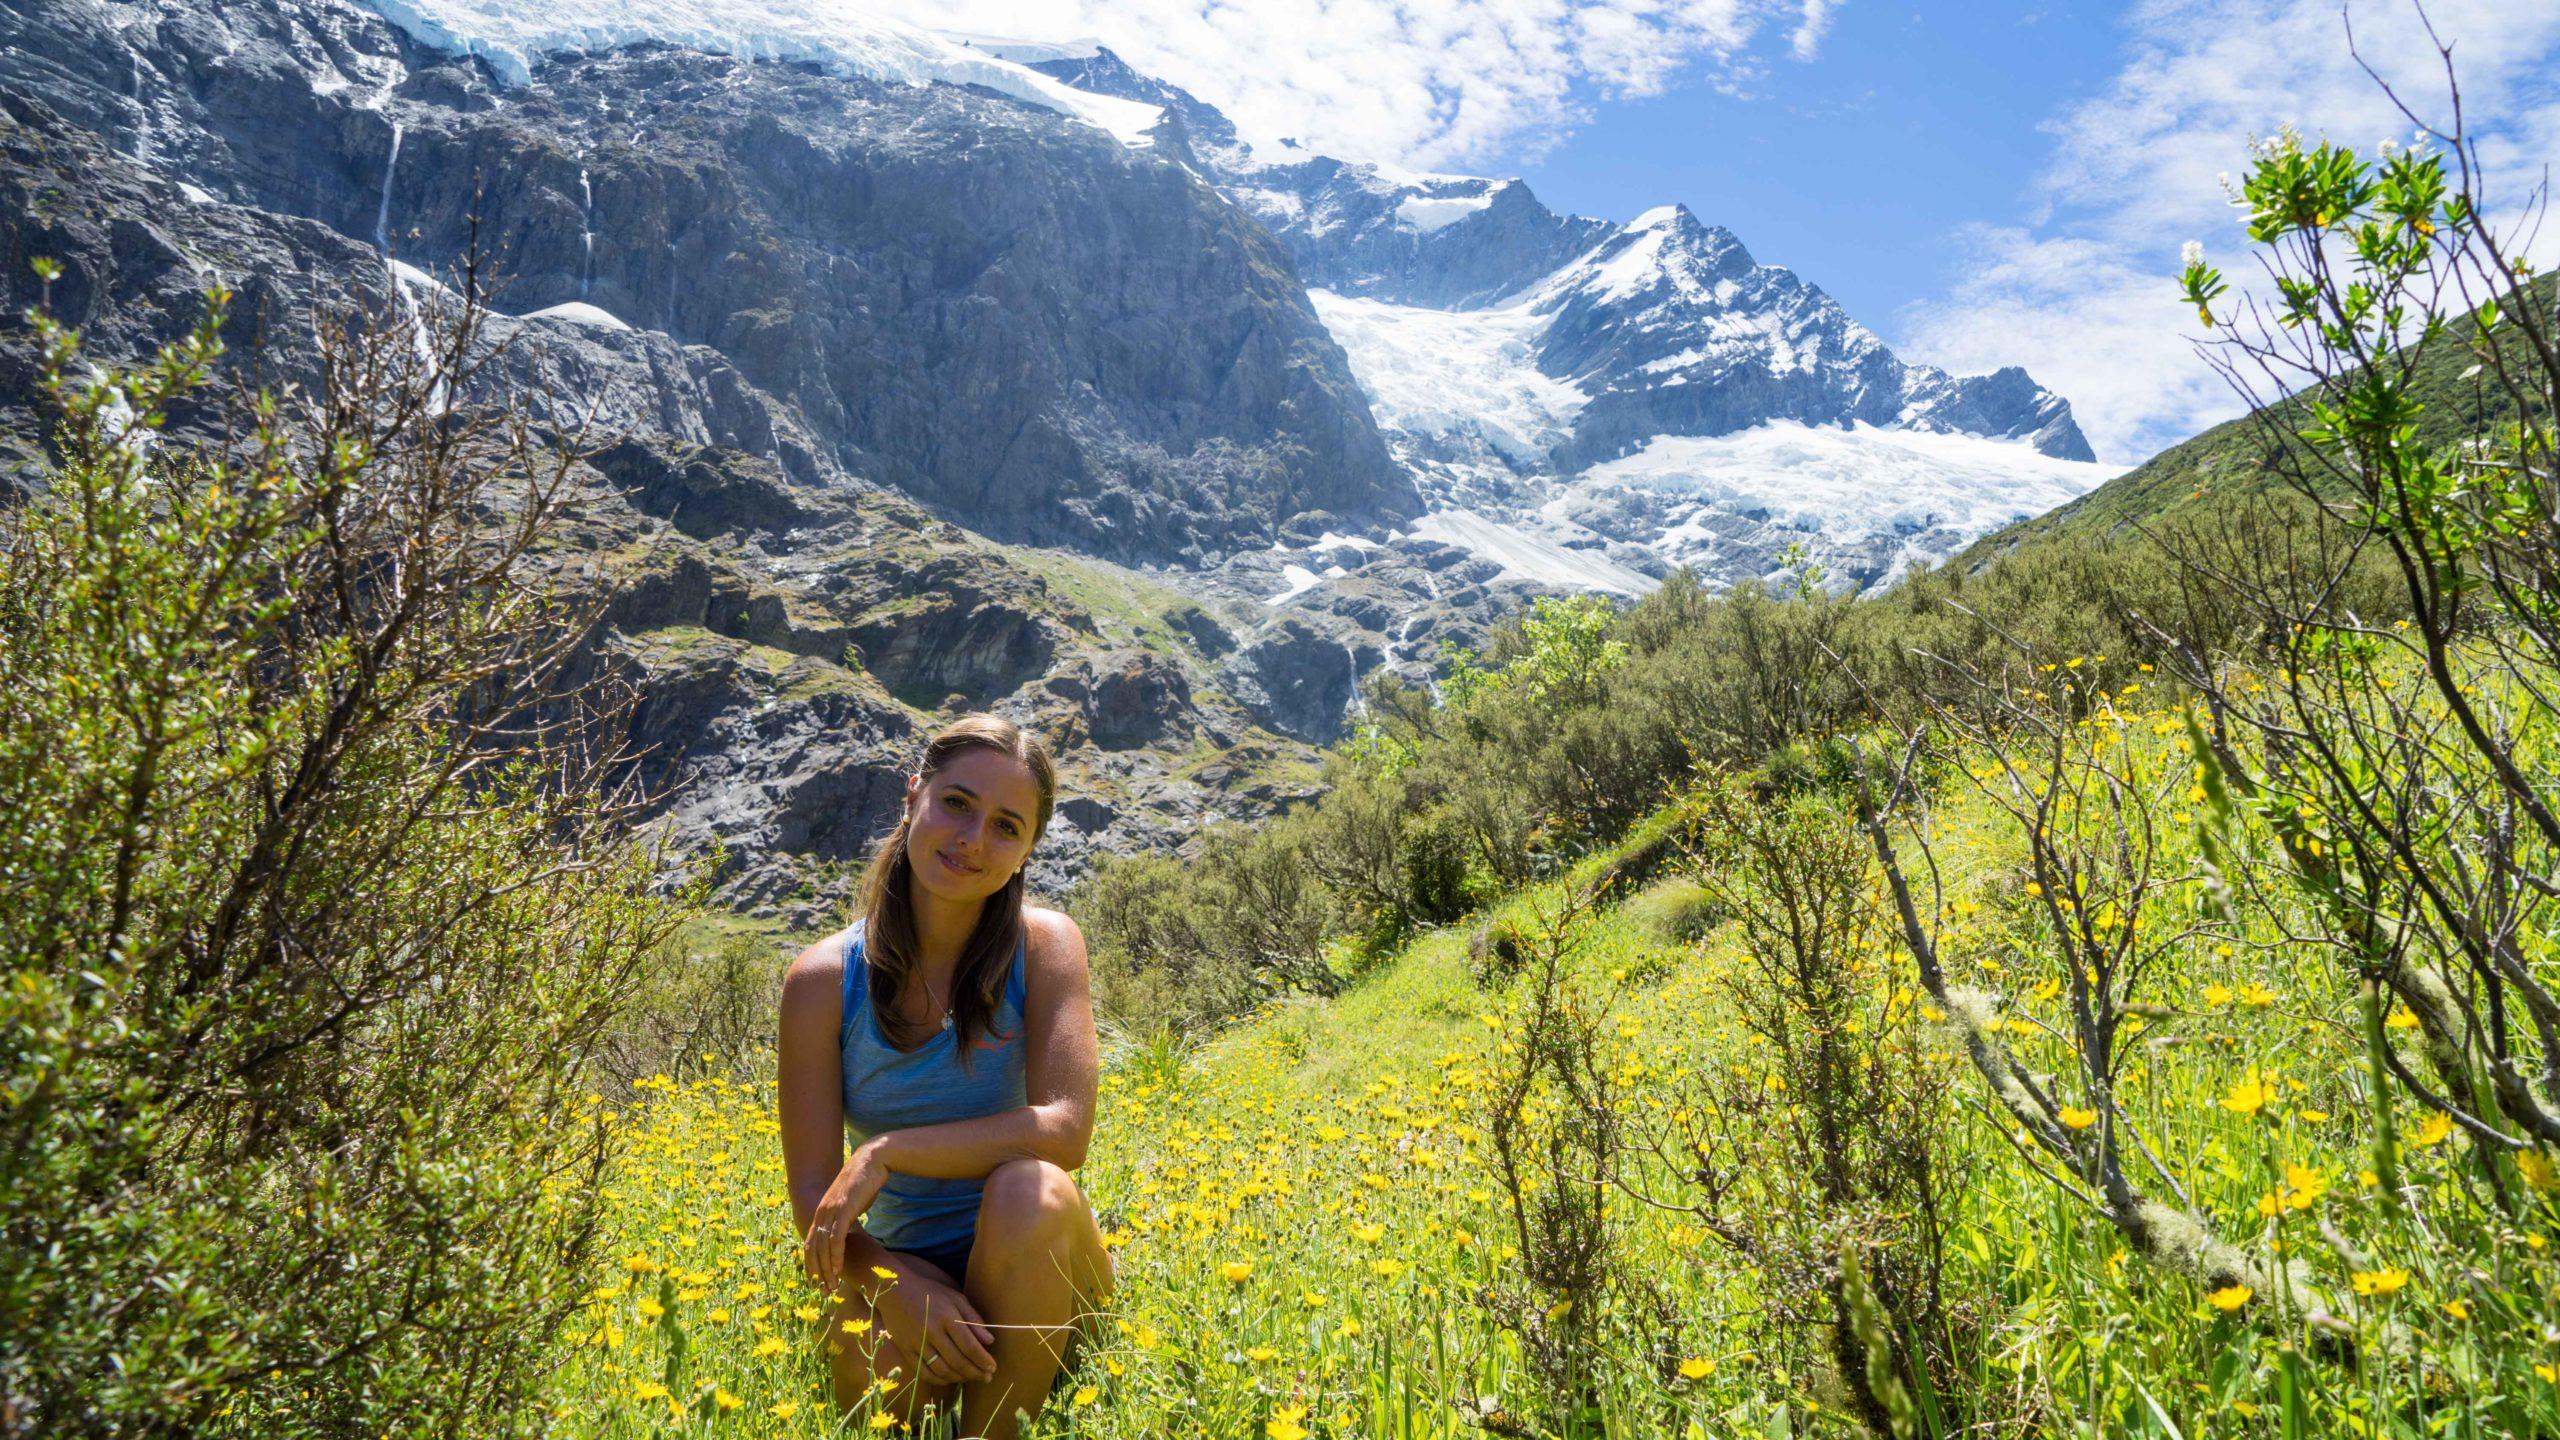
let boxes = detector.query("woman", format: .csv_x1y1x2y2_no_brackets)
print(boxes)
778,715,1112,1439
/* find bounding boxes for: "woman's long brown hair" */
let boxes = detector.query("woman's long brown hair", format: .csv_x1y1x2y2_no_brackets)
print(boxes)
854,714,1056,1057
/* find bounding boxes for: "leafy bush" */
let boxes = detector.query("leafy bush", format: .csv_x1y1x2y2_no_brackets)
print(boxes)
0,278,678,1436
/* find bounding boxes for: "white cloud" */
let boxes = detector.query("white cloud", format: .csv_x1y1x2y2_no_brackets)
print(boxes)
869,0,1805,168
1900,0,2560,465
1789,0,1838,61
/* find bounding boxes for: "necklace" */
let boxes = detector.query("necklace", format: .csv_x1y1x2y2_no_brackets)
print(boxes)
910,975,955,1034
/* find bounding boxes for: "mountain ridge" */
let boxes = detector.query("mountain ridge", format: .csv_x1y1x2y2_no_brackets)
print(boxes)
1021,44,2110,597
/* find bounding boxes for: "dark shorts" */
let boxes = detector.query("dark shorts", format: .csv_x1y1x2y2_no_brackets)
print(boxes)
890,1231,975,1284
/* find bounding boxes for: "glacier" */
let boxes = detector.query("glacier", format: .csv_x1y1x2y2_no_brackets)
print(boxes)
1565,423,2117,558
358,0,1162,143
1308,290,1582,467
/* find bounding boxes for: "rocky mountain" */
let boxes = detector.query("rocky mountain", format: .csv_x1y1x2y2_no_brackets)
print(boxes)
0,0,1419,565
1024,45,2111,596
0,0,2118,915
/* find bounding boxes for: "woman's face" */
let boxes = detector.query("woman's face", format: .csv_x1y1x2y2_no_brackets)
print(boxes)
902,746,1041,906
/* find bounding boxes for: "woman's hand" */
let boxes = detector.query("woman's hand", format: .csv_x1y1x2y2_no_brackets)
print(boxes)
803,1144,888,1296
875,1264,998,1386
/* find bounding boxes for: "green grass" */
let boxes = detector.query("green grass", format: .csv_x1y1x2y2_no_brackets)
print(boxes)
993,544,1253,665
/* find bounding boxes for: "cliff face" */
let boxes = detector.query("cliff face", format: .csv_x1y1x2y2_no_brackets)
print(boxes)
0,0,1415,563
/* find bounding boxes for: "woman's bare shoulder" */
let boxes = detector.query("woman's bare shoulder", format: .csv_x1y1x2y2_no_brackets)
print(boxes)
1021,906,1089,974
1023,903,1081,936
781,926,853,1013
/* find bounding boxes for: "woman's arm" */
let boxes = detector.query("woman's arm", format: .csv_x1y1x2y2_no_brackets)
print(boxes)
777,931,853,1233
861,908,1101,1179
778,931,905,1294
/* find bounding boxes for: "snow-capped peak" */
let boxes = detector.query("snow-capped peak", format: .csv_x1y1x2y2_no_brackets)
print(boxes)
358,1,1163,145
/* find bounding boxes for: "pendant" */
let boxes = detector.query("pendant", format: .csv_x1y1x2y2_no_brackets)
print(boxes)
940,1012,953,1031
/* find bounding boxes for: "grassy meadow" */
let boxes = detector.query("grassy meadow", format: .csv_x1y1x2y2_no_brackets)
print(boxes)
543,684,2560,1439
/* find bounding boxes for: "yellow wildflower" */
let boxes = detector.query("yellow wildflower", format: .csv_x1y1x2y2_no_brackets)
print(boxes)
2408,1113,2454,1148
2220,1074,2276,1116
2207,1285,2253,1312
2520,1150,2559,1192
2281,1164,2328,1210
2350,1268,2409,1297
2058,1107,2098,1131
1679,1356,1715,1380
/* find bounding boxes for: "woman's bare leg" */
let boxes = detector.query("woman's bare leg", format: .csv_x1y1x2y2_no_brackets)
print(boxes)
958,1159,1114,1440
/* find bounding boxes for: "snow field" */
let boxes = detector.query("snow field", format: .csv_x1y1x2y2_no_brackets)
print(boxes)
1568,422,2120,547
358,0,1161,144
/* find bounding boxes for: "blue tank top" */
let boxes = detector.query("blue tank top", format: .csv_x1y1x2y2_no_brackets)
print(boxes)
838,921,1031,1252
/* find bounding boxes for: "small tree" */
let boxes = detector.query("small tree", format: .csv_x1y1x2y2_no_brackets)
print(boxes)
2161,33,2560,1189
1610,779,1966,1435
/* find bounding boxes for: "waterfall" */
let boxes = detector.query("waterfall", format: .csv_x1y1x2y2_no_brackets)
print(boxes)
1381,609,1424,671
578,166,594,299
666,237,680,331
374,121,404,255
1342,640,1368,720
128,53,150,164
369,120,445,415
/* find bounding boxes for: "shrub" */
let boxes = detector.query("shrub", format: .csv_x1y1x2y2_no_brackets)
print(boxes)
600,923,788,1089
0,277,678,1435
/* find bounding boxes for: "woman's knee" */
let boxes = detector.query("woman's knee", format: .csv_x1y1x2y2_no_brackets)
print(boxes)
979,1157,1082,1235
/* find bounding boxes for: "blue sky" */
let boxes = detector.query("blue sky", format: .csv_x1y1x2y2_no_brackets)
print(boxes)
1514,3,2130,338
